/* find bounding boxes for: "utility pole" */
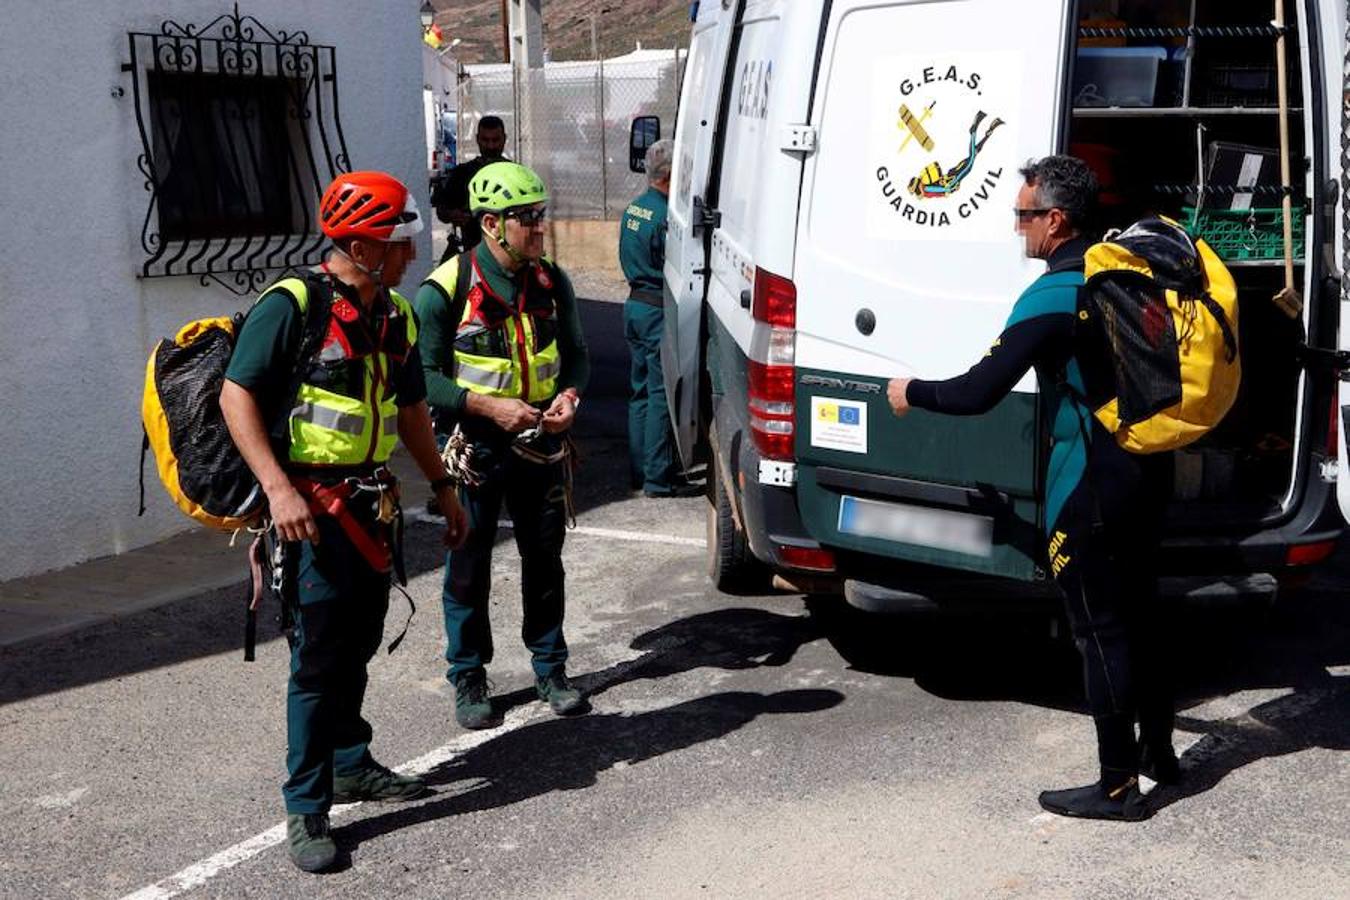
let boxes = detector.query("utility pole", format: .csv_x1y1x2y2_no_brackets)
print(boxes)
507,0,544,68
499,0,510,63
593,15,608,217
507,0,545,178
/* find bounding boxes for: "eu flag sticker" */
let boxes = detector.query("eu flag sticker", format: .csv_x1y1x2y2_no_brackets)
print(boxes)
809,396,868,453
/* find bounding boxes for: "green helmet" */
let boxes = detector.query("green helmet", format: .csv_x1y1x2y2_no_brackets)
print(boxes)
468,161,549,214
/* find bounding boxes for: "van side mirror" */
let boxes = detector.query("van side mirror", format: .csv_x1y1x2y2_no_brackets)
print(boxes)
629,116,661,173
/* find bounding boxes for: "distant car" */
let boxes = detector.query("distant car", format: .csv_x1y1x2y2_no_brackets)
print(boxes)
430,134,455,192
427,104,457,193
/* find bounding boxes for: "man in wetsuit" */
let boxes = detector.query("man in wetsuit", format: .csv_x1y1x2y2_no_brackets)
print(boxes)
886,155,1178,821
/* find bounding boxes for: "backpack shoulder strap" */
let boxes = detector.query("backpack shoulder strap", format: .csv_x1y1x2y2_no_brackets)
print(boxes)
263,272,334,447
293,272,334,369
448,251,474,326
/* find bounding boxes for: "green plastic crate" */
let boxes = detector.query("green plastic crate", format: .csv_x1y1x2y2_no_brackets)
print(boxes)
1182,206,1305,261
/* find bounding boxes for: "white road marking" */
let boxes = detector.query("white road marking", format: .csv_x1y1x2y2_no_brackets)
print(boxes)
120,705,550,900
34,786,89,809
407,510,706,548
121,630,704,900
562,524,706,548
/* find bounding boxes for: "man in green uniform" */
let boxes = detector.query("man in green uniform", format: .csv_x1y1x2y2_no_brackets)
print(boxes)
414,161,592,730
221,171,469,873
619,138,693,497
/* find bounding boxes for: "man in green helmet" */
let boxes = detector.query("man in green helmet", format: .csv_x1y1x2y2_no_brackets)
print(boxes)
415,161,592,729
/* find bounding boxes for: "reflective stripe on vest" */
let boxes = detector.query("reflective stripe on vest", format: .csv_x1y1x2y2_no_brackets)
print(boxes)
423,254,562,404
291,401,365,435
260,277,417,467
453,357,515,391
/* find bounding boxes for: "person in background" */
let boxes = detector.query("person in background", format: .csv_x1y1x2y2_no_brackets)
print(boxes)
619,138,697,497
432,115,509,263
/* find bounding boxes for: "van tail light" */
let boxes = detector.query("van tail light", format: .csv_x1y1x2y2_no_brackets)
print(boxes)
1286,540,1337,567
752,266,797,328
747,267,797,460
1328,395,1340,458
778,544,837,572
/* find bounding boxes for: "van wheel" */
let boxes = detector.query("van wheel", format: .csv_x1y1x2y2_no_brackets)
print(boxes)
707,464,769,594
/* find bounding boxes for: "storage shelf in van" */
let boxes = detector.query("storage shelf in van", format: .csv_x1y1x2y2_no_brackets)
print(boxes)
1072,106,1301,118
1224,258,1305,268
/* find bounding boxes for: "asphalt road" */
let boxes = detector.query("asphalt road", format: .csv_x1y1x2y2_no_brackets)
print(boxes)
3,298,1350,899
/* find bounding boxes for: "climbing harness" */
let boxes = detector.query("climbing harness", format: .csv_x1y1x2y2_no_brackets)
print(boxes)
439,422,579,528
239,467,416,661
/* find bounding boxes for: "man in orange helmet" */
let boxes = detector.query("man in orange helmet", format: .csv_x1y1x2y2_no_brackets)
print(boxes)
221,170,469,874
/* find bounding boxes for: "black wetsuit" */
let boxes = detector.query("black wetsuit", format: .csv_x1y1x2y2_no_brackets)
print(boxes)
907,238,1175,779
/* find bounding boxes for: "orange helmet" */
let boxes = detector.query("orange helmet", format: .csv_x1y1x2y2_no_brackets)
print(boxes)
318,171,424,242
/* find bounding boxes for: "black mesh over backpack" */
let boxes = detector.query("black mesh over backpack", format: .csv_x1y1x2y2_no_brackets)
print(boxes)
140,275,332,529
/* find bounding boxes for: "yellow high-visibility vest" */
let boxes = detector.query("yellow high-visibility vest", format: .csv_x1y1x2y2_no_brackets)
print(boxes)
423,253,561,404
264,277,418,466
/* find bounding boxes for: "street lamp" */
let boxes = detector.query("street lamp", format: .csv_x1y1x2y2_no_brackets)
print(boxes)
419,1,435,30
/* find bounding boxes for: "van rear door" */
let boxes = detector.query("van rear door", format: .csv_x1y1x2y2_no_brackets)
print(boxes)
792,0,1073,580
1328,2,1350,522
664,0,744,467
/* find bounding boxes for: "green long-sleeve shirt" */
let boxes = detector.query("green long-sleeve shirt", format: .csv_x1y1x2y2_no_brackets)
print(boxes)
413,242,590,417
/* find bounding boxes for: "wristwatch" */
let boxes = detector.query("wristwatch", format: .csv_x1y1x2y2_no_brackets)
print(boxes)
429,474,455,492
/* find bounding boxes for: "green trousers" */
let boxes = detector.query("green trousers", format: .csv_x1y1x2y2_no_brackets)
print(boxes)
282,515,390,814
624,298,679,492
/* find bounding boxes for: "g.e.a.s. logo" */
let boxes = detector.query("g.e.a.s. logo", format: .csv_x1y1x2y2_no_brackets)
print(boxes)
874,61,1008,231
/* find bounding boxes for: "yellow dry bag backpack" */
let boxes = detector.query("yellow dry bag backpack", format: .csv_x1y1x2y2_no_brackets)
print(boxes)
1078,217,1240,453
140,276,332,530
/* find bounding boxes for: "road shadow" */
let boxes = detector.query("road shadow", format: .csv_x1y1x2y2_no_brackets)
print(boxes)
823,575,1350,808
478,606,826,721
0,298,642,706
1150,673,1350,811
338,688,843,849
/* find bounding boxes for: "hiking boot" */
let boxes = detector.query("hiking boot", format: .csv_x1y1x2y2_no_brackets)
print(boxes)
536,670,588,716
1038,776,1152,822
644,481,704,499
333,760,427,804
286,813,337,873
454,669,496,729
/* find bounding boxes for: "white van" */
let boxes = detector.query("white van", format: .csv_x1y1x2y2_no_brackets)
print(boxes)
638,0,1350,608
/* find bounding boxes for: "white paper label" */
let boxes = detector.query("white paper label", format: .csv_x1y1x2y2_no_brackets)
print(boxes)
810,397,868,454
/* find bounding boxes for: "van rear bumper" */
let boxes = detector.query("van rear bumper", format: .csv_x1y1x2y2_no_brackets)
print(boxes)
719,413,830,575
1155,474,1344,575
730,426,1343,591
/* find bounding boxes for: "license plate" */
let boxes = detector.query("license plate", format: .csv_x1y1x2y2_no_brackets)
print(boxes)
837,495,994,558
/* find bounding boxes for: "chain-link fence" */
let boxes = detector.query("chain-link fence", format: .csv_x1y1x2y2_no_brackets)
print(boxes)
456,50,684,219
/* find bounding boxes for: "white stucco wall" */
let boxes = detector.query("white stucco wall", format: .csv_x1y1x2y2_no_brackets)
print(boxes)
0,0,432,580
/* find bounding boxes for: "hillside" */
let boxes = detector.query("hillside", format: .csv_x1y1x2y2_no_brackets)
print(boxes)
431,0,691,63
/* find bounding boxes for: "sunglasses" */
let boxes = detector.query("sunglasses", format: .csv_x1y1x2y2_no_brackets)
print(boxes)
1014,207,1055,221
505,207,548,226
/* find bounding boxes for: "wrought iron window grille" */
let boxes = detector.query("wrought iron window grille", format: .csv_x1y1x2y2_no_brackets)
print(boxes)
120,5,352,295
